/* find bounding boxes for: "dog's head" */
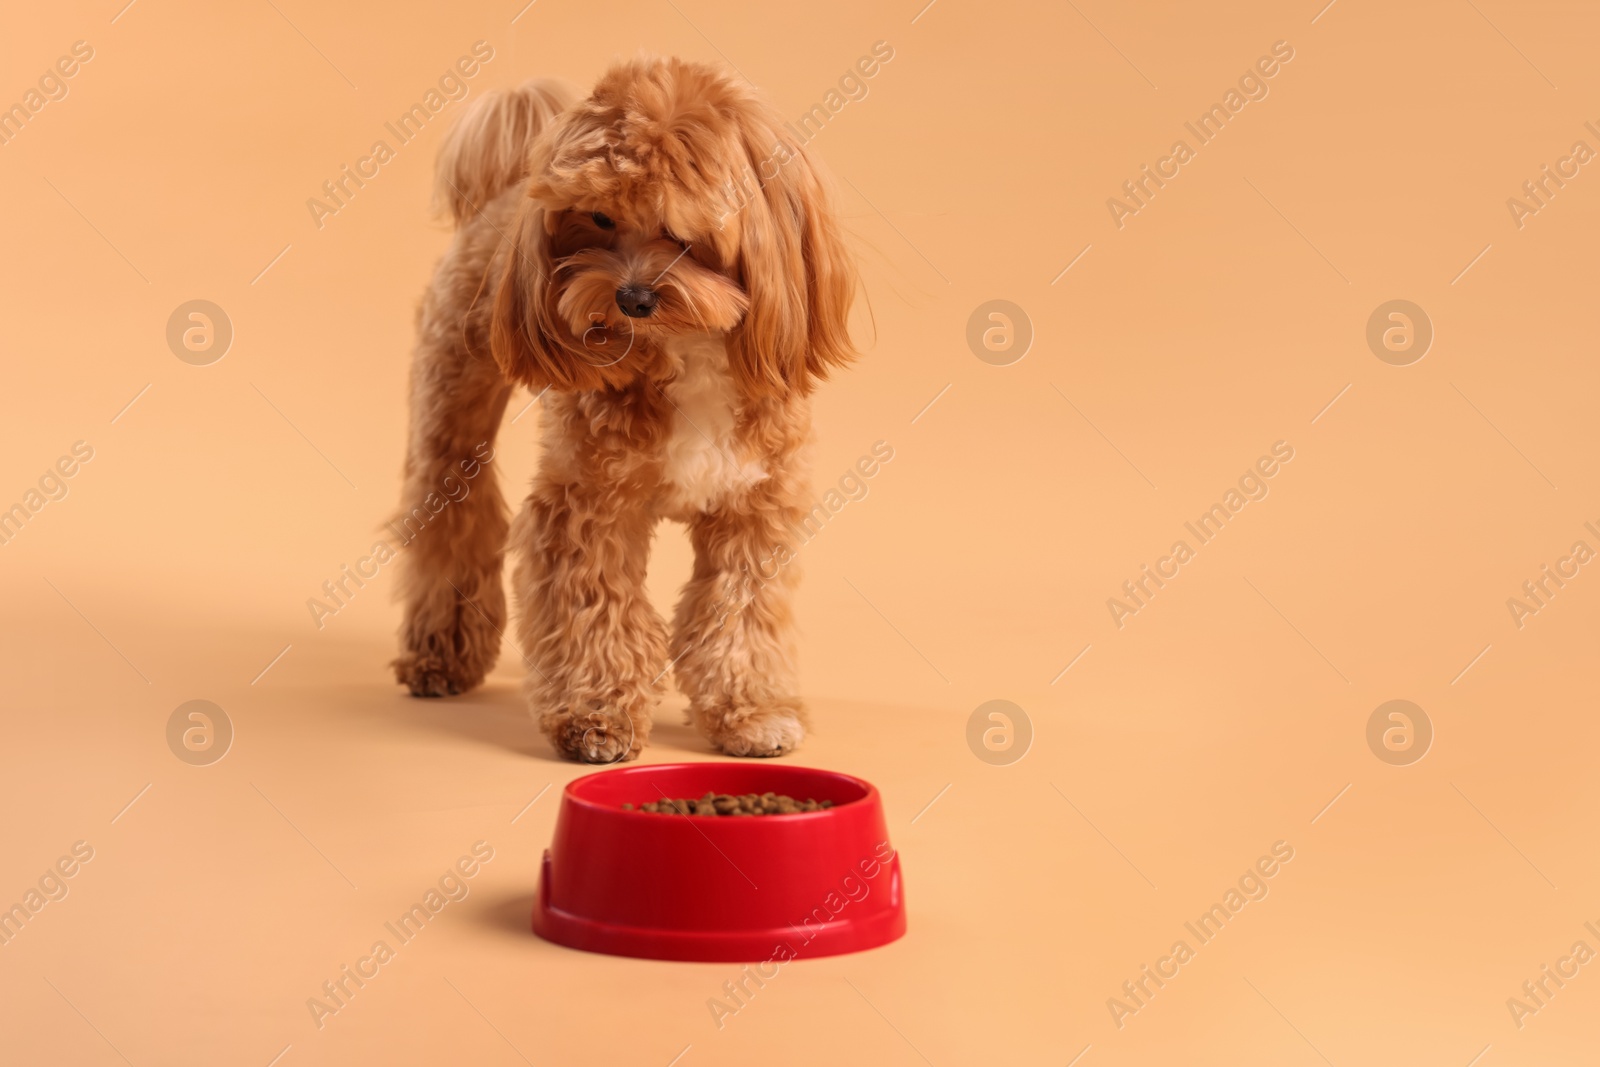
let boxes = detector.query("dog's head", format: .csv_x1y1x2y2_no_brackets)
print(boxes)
491,56,856,396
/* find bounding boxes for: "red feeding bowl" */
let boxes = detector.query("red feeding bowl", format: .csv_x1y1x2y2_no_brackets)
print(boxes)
532,762,906,962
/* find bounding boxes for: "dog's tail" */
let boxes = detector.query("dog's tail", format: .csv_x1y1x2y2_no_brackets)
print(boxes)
433,78,577,227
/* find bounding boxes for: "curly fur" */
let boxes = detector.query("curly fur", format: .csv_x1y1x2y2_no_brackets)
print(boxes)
393,57,858,762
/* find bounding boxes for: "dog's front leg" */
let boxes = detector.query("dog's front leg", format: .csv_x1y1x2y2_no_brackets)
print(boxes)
511,479,666,763
672,481,808,757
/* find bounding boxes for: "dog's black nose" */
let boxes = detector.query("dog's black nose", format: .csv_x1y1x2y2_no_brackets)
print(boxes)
615,286,658,318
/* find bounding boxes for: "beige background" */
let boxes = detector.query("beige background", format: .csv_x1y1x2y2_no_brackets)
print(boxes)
3,0,1599,1063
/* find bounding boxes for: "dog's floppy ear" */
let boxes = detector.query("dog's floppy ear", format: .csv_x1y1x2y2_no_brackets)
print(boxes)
490,200,562,391
726,122,858,398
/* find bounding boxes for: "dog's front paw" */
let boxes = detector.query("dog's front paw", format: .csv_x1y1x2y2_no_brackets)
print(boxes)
694,701,806,758
542,703,648,764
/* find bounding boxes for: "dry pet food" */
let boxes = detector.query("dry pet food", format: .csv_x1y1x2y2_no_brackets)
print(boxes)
624,792,834,816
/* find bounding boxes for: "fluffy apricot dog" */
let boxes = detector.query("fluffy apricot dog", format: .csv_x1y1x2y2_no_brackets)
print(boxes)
392,57,858,763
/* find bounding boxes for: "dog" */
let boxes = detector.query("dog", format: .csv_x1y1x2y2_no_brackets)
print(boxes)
391,57,859,764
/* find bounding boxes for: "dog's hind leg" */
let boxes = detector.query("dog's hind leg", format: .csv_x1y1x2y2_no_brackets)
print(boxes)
391,317,513,698
391,77,576,697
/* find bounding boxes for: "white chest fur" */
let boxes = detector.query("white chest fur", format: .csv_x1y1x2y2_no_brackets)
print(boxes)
659,333,767,514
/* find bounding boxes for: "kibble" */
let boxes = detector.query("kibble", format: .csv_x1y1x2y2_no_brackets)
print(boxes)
622,791,835,815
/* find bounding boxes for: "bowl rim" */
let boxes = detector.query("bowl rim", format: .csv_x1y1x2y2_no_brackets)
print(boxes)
561,761,879,820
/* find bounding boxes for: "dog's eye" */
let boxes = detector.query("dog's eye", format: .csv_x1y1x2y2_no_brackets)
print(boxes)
591,212,615,230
